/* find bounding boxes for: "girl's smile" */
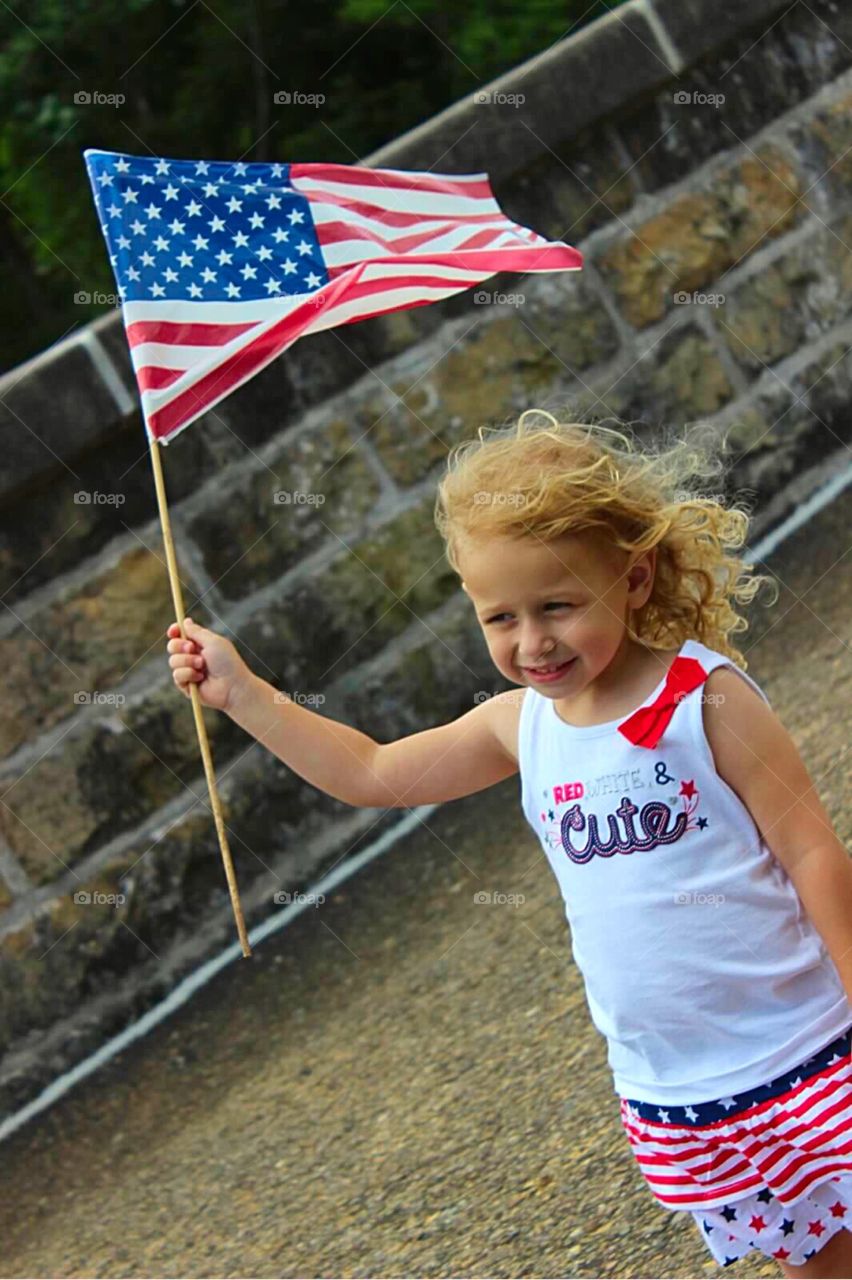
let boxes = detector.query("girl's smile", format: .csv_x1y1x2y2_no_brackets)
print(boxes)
522,656,578,682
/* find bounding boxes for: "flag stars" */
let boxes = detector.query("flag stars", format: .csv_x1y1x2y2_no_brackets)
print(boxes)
94,155,321,304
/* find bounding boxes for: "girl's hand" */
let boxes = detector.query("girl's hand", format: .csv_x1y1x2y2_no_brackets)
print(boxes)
165,617,252,713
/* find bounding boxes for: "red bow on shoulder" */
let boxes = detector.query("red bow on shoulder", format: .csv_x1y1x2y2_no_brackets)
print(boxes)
617,655,709,749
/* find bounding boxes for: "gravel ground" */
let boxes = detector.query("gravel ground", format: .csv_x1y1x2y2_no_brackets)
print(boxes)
1,491,850,1280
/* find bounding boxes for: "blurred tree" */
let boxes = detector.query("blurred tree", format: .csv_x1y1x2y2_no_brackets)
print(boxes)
0,0,620,372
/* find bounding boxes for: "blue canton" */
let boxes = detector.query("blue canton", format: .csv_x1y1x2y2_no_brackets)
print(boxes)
85,153,329,303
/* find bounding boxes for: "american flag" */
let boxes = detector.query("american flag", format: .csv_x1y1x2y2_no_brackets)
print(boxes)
83,149,583,445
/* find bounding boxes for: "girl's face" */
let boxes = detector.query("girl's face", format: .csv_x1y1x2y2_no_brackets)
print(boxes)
459,530,656,702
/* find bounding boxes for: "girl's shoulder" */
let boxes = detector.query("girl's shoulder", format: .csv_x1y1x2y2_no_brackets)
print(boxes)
488,689,526,764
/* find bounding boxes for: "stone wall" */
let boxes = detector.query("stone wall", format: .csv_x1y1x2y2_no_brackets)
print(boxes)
2,0,852,1112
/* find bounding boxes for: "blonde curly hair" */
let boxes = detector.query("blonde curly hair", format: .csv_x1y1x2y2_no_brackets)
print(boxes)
433,409,779,668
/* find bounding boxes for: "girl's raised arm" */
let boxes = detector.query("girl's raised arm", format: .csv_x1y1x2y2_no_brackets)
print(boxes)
228,676,519,809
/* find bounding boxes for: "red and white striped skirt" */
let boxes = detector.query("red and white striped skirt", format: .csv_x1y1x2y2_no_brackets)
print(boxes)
619,1024,852,1267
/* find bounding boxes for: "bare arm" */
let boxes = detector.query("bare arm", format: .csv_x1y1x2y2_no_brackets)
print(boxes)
703,667,852,1003
227,676,519,808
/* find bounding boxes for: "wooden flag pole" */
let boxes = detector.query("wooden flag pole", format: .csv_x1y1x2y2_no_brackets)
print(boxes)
147,434,252,958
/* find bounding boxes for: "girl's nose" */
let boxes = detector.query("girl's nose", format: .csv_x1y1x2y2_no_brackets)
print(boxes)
518,628,556,665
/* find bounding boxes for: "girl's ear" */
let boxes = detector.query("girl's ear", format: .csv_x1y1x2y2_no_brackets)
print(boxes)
627,548,656,602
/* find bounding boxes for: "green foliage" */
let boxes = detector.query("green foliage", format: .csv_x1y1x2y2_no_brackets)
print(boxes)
0,0,622,371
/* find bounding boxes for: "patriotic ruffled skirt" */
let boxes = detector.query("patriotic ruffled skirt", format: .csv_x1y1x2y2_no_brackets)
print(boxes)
619,1025,852,1268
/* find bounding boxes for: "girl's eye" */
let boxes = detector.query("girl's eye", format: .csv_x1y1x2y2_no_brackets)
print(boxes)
486,603,575,624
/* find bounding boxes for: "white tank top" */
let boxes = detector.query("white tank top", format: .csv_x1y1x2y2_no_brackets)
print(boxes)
518,637,852,1105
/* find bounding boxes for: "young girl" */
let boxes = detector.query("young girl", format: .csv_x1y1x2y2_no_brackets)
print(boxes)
166,409,852,1278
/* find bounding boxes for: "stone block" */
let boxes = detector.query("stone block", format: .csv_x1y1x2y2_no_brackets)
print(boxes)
186,416,380,602
719,215,852,370
258,497,459,685
0,338,124,500
368,280,619,486
0,543,201,762
596,146,803,328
